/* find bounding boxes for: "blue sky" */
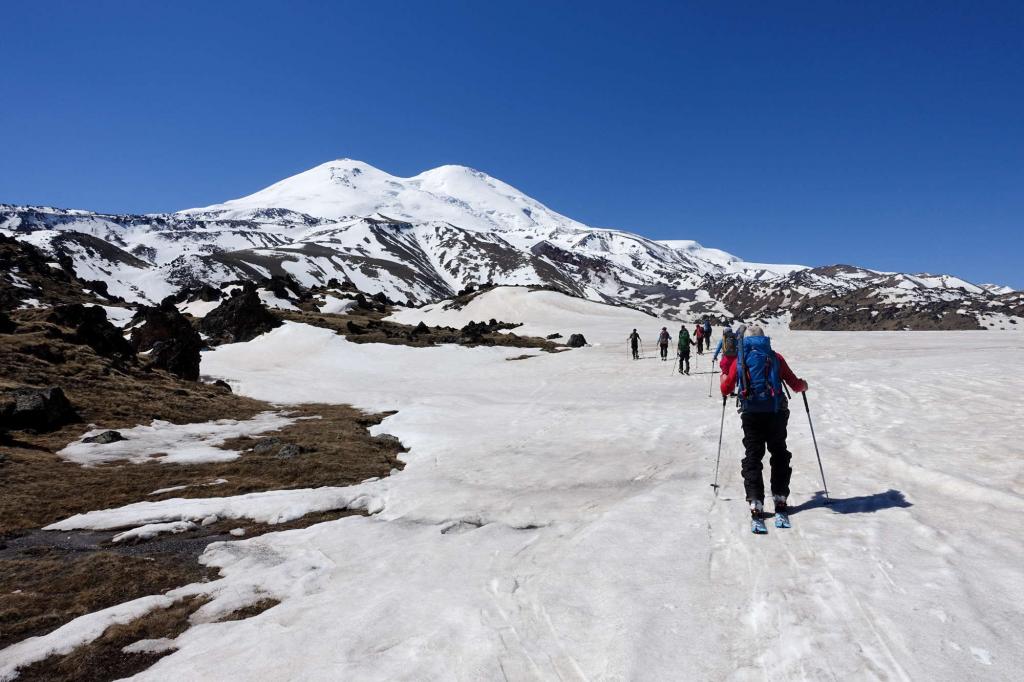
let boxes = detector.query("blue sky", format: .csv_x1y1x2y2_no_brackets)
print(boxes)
2,1,1021,287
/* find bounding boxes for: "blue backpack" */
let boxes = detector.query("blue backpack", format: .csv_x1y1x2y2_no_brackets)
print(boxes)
737,335,783,413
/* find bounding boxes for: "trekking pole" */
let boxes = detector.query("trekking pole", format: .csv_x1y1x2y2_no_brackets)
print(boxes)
711,394,727,494
707,355,714,397
802,392,830,504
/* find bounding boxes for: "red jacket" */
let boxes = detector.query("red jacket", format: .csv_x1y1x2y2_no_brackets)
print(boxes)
721,351,806,397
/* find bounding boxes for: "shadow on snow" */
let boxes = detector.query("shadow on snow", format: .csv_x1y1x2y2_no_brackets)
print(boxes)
789,489,912,515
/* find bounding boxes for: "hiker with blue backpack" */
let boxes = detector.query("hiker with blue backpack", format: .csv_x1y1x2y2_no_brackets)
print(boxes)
720,325,808,534
702,318,712,344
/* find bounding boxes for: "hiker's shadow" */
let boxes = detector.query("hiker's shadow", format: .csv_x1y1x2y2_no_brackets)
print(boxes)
789,489,912,515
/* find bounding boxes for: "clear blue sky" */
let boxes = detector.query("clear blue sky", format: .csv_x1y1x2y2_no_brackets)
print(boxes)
2,1,1022,287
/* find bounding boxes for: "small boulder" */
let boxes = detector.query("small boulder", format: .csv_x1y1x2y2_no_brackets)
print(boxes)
0,311,15,334
212,379,232,392
0,386,79,433
83,430,124,444
252,437,283,455
546,333,562,340
567,333,587,348
276,443,303,459
199,283,281,345
414,321,429,334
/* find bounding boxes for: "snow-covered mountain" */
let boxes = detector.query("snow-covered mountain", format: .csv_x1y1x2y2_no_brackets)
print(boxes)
2,159,1020,330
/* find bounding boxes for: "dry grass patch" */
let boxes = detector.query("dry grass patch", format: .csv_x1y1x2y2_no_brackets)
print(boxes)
0,549,216,649
13,595,209,682
278,306,562,352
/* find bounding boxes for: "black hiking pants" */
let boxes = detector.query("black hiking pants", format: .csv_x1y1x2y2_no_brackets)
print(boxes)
659,343,668,359
631,342,639,359
740,409,792,503
678,352,690,373
697,338,704,354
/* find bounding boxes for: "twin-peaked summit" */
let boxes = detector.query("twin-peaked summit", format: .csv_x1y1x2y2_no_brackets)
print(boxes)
184,159,591,235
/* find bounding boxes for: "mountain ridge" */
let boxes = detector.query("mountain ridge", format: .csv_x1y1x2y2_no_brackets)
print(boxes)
1,159,1020,331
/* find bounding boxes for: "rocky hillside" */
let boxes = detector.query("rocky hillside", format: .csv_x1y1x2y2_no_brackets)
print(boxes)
2,160,1019,330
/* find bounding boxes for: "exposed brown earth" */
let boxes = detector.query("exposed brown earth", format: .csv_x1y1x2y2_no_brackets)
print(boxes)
13,595,211,682
277,302,562,352
0,304,409,676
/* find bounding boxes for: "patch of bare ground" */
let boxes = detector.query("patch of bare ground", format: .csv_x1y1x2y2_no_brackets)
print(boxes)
215,597,280,622
1,308,408,671
0,550,216,650
278,305,563,352
12,595,210,682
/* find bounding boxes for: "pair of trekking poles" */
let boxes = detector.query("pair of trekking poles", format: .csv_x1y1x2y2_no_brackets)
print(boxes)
711,389,831,504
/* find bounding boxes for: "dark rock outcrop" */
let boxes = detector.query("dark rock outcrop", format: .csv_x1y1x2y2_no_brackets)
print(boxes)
0,386,79,433
83,430,125,444
46,304,134,362
199,283,281,345
0,311,15,334
130,302,204,380
567,333,587,348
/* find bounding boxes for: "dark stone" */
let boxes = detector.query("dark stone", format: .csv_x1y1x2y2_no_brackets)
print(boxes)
83,430,124,444
414,321,429,334
345,321,365,334
567,333,587,348
130,302,203,380
199,283,282,345
0,386,79,433
252,437,283,455
0,311,16,334
276,443,303,459
326,278,341,289
546,333,562,339
212,379,232,392
46,304,134,361
371,292,389,305
194,284,223,302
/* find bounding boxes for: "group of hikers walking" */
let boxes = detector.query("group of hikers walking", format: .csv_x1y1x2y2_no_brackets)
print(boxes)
629,317,714,373
625,318,824,534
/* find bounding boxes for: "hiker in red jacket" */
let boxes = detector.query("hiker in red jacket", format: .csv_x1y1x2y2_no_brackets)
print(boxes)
694,323,705,354
721,326,808,530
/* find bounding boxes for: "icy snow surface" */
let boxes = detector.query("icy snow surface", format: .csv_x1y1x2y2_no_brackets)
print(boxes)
29,288,1024,680
57,412,296,466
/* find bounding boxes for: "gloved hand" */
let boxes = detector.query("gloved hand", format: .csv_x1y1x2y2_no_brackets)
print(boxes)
796,379,809,392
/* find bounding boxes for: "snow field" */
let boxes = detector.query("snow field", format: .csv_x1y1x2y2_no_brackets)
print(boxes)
14,288,1023,681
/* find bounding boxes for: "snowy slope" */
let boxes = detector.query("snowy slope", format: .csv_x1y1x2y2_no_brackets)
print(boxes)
17,288,1022,680
2,158,1018,329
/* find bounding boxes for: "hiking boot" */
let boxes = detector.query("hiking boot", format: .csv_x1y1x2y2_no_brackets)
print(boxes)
749,499,764,517
773,495,788,514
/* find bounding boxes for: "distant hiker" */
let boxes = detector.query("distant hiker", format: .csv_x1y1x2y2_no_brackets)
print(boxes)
720,325,808,532
677,325,694,374
628,329,641,360
703,318,712,343
657,327,672,361
712,324,744,382
694,323,705,355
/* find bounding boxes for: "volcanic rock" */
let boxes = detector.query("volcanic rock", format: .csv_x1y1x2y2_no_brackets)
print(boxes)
0,386,79,433
199,283,281,345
